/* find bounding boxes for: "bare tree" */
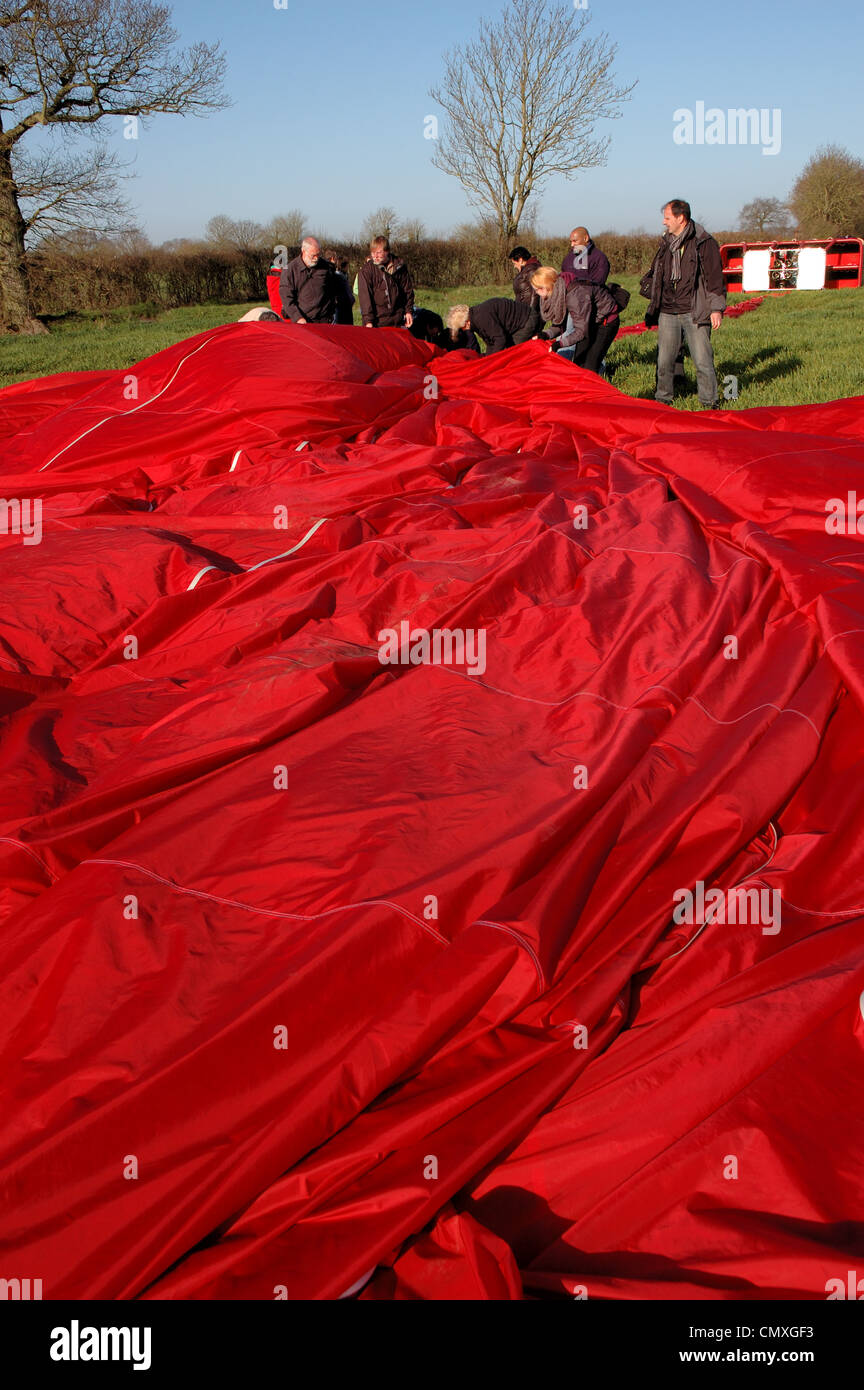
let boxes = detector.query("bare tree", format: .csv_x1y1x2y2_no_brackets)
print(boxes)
230,219,266,252
789,146,864,238
737,196,792,238
205,214,265,251
13,138,134,242
430,0,634,243
360,205,400,242
267,209,305,249
0,0,228,333
399,217,427,243
205,214,237,249
160,236,206,253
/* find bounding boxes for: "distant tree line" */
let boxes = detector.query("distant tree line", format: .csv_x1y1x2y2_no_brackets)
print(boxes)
737,145,864,240
29,228,669,317
25,144,864,318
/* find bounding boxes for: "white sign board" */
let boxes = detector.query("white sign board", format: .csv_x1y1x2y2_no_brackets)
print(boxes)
742,249,771,291
741,245,827,291
796,247,827,289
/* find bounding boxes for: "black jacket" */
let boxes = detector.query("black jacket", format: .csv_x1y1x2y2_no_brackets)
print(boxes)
640,224,726,327
333,271,355,325
469,298,542,354
280,256,350,324
358,257,415,327
512,256,541,306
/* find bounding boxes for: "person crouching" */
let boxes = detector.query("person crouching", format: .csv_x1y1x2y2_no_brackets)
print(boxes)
530,266,621,374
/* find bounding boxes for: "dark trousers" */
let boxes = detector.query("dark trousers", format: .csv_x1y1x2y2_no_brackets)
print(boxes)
576,319,620,374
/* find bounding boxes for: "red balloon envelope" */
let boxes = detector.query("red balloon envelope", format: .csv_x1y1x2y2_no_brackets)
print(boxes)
0,320,861,1301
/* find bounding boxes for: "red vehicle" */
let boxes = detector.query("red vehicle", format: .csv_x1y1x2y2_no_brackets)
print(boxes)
719,236,863,292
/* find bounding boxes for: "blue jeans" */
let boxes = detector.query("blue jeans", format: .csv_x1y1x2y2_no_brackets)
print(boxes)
656,312,718,406
556,311,576,362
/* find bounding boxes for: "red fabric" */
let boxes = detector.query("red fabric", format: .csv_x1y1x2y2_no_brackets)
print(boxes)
358,1207,522,1300
266,268,283,316
618,295,764,336
0,321,861,1302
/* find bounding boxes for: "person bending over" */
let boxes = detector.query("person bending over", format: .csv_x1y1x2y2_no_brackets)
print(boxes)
448,297,541,355
439,306,481,352
530,266,621,374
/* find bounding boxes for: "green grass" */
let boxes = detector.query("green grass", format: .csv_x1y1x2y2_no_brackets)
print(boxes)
604,274,864,410
2,279,863,410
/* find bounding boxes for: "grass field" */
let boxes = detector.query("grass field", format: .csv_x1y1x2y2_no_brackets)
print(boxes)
1,275,862,410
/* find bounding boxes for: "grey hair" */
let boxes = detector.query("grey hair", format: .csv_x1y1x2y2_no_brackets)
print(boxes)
446,304,470,340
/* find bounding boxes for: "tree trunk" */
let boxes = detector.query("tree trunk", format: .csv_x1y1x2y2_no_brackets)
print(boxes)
0,143,47,334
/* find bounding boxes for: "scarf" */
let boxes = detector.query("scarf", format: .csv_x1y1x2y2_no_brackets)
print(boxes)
665,220,695,281
541,274,568,329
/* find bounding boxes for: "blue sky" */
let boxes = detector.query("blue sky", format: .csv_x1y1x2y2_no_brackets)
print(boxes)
98,0,862,243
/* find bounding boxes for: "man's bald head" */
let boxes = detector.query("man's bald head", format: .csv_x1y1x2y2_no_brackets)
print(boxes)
569,227,590,247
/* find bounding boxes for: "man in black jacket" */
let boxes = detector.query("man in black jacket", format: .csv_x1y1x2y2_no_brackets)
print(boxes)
323,248,355,324
450,298,542,354
640,200,726,407
358,237,415,329
508,247,542,306
280,238,351,324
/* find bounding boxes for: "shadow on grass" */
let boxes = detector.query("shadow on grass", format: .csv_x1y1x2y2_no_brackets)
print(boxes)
40,312,82,327
719,344,804,387
620,341,803,401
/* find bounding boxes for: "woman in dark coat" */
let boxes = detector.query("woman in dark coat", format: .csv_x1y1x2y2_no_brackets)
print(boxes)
531,266,621,374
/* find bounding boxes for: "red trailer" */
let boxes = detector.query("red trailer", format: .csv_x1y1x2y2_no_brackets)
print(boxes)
719,237,863,292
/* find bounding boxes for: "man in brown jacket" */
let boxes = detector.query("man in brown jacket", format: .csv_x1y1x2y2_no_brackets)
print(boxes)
640,199,726,408
358,237,415,329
